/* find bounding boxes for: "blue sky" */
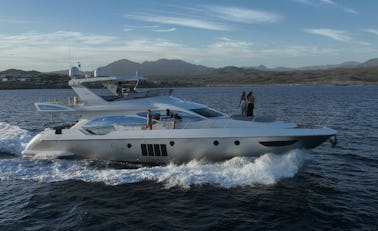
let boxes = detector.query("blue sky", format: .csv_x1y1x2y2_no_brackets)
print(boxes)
1,0,378,71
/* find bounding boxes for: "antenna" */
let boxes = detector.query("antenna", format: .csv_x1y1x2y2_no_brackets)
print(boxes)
68,48,72,68
67,49,82,79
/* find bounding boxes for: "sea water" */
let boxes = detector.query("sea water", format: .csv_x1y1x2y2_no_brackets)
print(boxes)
0,86,377,230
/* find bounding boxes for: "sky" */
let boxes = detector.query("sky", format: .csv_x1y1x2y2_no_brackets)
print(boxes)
1,0,378,71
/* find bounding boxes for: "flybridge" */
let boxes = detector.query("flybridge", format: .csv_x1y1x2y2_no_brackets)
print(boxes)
69,76,143,85
67,65,147,106
34,65,174,112
69,65,143,93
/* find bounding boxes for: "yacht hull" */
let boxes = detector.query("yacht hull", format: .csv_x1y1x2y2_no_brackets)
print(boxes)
22,127,336,164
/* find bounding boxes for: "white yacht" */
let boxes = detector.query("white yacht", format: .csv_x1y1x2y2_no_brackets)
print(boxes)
22,67,337,164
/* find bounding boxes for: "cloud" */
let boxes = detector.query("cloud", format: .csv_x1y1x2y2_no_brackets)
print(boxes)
291,0,334,6
205,6,282,23
123,5,280,33
343,7,359,14
124,14,229,31
0,31,122,71
123,24,176,33
210,37,254,49
123,25,160,32
0,31,119,47
2,28,374,72
153,28,177,33
0,30,342,71
364,29,378,36
304,28,351,42
0,18,35,24
319,0,335,5
292,0,358,15
290,0,319,6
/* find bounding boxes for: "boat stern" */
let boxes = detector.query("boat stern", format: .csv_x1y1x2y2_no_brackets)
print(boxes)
22,129,75,159
22,131,45,157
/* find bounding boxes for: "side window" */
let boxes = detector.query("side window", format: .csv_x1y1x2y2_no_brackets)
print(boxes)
137,110,203,121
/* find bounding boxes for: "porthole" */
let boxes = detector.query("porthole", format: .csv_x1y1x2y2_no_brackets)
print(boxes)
127,143,132,148
234,140,240,146
213,140,219,146
170,141,175,146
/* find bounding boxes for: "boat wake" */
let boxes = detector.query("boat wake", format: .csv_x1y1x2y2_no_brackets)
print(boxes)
143,150,308,188
0,122,309,188
0,122,33,156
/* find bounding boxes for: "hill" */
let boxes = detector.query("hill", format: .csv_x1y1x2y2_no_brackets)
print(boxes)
102,58,213,76
0,69,68,89
251,58,378,71
360,58,378,68
145,65,378,87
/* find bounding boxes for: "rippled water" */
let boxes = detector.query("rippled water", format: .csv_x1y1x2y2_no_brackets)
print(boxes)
0,86,377,230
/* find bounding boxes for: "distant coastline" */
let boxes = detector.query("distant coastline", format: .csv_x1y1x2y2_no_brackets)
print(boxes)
145,66,378,87
1,58,378,89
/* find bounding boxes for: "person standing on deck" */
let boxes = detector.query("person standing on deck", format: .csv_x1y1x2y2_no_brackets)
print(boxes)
116,82,123,97
239,91,247,116
246,92,255,117
146,109,153,130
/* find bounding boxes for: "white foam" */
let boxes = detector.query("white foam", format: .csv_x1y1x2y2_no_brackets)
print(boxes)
0,150,309,188
0,122,33,155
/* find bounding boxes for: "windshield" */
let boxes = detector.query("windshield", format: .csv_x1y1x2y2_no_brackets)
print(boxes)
190,108,224,118
83,116,146,128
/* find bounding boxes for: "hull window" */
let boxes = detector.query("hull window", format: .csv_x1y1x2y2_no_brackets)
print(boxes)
259,140,298,147
140,144,168,156
147,144,154,156
161,145,168,156
154,144,161,156
141,144,148,156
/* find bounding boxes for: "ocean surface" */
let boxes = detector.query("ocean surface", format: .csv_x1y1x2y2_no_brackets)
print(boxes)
0,86,377,230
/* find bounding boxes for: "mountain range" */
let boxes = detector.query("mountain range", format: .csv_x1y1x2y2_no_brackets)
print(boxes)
100,58,213,76
100,58,378,86
1,57,377,88
46,57,378,77
100,58,378,76
252,58,378,71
